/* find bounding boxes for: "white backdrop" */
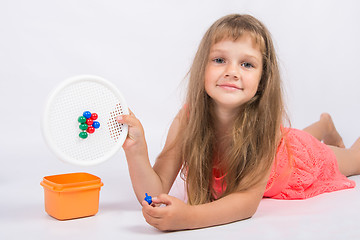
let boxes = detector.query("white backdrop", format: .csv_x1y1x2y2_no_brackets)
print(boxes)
1,0,360,238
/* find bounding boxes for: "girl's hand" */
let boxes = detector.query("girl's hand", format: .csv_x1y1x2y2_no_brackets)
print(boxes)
116,109,146,152
141,194,193,231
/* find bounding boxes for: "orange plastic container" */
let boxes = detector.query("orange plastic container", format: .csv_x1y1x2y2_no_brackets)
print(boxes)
40,172,103,220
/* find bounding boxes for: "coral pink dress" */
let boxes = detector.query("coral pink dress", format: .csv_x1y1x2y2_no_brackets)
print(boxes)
212,128,356,200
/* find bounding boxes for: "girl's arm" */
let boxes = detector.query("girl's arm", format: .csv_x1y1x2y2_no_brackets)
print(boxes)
142,170,271,231
117,109,183,203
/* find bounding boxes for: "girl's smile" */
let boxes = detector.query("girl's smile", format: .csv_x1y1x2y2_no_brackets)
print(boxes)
204,34,263,111
217,82,243,91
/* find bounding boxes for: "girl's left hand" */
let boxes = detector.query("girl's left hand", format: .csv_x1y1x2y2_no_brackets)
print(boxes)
141,194,193,231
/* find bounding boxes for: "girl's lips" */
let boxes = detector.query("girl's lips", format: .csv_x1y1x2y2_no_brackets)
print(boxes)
217,84,243,90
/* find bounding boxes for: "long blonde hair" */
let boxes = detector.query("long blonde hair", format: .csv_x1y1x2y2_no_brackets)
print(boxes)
174,14,284,205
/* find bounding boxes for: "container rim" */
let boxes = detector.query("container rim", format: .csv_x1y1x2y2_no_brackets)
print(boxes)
40,172,103,192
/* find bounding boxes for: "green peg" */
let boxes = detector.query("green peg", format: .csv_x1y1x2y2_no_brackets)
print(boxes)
79,131,88,139
79,123,88,131
78,116,86,124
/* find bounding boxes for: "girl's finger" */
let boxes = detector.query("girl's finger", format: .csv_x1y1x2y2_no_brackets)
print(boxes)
128,108,135,116
142,203,161,218
142,209,161,227
116,114,138,127
151,194,172,205
142,201,168,218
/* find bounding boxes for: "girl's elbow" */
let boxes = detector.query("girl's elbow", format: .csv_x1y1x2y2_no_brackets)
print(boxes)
242,201,261,220
249,207,259,218
233,207,257,223
243,206,258,220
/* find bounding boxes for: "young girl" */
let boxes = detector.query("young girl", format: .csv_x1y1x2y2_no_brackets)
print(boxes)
117,14,360,231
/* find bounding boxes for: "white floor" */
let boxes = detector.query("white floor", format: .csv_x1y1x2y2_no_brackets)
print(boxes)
1,154,359,240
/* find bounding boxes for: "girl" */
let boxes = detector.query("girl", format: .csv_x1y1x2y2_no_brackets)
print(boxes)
117,14,359,231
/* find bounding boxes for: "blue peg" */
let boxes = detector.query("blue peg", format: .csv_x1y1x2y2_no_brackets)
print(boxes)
92,121,100,129
144,193,152,205
83,111,92,119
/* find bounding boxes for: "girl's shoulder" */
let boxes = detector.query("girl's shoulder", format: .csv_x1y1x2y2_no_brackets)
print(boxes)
167,108,186,137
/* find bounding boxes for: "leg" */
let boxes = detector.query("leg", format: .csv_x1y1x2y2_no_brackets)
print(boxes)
303,113,345,148
329,138,360,177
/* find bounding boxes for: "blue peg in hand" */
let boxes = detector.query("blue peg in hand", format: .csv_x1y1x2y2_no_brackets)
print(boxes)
144,193,152,205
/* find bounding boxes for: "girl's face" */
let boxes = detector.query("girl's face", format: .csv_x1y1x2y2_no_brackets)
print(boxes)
204,34,263,112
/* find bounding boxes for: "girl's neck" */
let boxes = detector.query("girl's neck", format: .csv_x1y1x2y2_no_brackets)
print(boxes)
213,106,236,167
213,105,238,138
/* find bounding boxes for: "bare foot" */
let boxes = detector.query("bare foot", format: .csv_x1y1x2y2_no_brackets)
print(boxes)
350,138,360,174
350,137,360,152
321,113,345,148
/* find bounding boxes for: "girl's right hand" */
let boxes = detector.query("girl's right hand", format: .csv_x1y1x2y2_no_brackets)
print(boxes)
116,109,147,152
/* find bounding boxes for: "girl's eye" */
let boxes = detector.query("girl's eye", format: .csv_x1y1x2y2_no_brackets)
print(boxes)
241,62,254,68
213,58,225,64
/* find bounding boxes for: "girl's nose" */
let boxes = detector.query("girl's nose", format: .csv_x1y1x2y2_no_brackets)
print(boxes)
224,63,240,80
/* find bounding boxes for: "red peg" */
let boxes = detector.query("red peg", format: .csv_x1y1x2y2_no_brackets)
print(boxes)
91,113,98,120
86,118,93,125
87,126,95,134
